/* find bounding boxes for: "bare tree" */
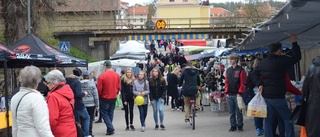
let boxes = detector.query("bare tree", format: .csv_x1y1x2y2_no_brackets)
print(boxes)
1,0,59,45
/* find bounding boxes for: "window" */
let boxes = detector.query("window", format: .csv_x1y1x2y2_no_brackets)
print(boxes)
210,14,213,17
218,14,223,17
170,0,174,2
183,0,188,2
140,18,143,22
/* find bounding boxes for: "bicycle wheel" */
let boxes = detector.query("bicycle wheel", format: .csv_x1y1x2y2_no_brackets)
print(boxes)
192,106,195,130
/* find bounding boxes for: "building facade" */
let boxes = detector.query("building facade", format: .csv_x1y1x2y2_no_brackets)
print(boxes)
127,6,149,29
156,0,210,28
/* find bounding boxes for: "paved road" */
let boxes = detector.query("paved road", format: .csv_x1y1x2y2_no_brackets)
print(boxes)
91,103,301,137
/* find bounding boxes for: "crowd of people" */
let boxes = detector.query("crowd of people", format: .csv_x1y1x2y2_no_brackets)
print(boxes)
6,35,320,137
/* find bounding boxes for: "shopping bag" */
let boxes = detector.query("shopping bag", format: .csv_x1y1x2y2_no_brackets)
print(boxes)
115,94,121,108
237,96,246,114
247,93,267,118
289,100,307,126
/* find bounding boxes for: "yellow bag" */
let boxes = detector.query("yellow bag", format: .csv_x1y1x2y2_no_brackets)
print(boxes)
247,93,267,118
0,111,12,129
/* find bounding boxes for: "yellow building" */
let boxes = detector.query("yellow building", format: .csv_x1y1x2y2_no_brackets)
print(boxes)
156,0,210,28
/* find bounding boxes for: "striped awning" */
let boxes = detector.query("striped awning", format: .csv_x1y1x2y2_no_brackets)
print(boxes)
127,34,209,40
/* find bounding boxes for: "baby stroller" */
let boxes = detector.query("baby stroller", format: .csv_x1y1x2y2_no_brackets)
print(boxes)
177,87,184,111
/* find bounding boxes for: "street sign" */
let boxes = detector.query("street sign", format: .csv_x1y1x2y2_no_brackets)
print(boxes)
59,41,70,53
156,19,166,30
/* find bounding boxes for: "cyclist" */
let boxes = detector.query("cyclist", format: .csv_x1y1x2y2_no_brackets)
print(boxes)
179,61,201,122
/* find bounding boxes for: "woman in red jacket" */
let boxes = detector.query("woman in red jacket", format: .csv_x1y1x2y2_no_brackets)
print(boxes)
46,70,77,137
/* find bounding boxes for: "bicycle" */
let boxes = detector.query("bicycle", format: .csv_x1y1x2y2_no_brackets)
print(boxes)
189,96,196,130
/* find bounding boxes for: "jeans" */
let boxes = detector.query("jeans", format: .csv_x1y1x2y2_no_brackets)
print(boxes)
75,107,90,136
81,106,95,135
100,98,116,133
152,98,164,125
264,98,294,137
123,99,134,126
227,95,243,128
138,104,148,127
273,113,285,137
254,117,264,129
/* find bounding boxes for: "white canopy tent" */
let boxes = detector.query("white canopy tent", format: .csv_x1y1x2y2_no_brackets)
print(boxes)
88,59,147,77
111,40,149,60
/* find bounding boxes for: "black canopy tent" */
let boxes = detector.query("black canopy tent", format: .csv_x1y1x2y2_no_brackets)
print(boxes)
8,34,88,67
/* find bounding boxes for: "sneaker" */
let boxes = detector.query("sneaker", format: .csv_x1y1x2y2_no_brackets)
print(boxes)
256,128,263,136
125,126,129,131
141,126,145,132
106,131,115,135
185,119,190,123
171,109,175,111
95,120,102,123
130,125,135,131
160,125,165,130
238,127,244,132
229,127,236,132
177,108,180,111
155,125,159,130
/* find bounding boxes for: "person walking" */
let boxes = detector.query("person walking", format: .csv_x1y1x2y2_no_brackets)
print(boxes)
224,54,246,132
120,68,136,131
251,34,301,137
133,71,150,132
66,68,91,137
167,67,181,111
46,69,77,137
149,68,167,130
11,66,54,137
97,60,121,135
81,70,99,137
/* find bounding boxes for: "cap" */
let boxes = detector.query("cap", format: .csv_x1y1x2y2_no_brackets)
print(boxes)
103,60,112,67
73,68,82,77
83,70,90,76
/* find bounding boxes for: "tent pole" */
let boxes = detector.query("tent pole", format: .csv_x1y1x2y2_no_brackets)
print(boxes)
4,59,10,137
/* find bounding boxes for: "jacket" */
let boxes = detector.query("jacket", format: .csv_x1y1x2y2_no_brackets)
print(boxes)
252,42,301,98
11,87,54,137
303,56,320,137
167,73,179,98
81,79,99,108
133,79,150,105
121,78,134,102
149,77,166,101
179,67,200,97
66,75,85,110
225,65,246,95
97,69,121,100
46,82,77,137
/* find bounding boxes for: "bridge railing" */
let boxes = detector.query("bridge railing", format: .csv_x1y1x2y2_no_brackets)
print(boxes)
52,17,269,32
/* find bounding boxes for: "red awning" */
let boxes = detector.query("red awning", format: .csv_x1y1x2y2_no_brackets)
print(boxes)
177,39,206,46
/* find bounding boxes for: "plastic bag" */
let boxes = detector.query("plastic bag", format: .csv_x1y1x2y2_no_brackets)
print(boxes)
237,95,246,114
247,93,267,118
116,94,121,108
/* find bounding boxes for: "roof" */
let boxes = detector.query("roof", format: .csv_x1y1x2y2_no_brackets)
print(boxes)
128,6,149,15
210,7,229,18
54,0,120,12
121,1,129,5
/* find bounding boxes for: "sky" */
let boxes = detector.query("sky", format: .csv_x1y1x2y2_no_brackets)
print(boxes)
122,0,288,6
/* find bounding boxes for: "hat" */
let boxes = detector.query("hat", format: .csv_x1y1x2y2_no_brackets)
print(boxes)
73,68,82,77
83,70,90,76
103,60,112,67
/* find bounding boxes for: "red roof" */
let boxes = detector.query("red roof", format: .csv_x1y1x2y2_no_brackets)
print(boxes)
54,0,120,12
128,6,149,15
121,1,129,5
210,7,229,18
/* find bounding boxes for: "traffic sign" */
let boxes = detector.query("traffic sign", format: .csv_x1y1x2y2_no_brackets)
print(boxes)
156,19,166,30
59,41,70,53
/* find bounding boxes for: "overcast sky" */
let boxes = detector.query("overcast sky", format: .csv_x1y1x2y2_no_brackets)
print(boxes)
122,0,288,6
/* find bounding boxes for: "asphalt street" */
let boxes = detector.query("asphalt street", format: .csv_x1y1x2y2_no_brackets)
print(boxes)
92,103,301,137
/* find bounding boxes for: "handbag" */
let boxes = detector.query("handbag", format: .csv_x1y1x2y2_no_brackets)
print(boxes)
58,91,84,137
289,79,309,126
289,100,307,126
